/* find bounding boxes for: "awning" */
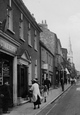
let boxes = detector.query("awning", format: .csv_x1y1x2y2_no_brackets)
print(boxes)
65,68,70,74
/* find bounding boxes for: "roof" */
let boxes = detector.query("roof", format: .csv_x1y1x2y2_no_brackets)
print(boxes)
13,0,42,32
39,24,57,56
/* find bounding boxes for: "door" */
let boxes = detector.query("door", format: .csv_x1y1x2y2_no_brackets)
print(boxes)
17,65,28,98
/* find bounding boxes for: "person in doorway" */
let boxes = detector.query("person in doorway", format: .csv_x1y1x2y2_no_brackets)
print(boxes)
1,81,11,114
30,79,41,109
44,77,51,95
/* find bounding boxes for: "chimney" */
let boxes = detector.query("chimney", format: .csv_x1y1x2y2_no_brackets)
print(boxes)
32,13,36,20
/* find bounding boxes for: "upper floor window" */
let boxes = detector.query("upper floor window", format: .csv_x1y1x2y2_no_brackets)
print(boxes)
7,0,13,32
35,60,37,79
28,23,32,46
9,0,11,7
28,63,32,85
19,13,24,41
34,30,37,50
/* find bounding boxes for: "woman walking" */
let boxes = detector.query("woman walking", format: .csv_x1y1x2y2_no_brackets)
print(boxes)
30,79,41,109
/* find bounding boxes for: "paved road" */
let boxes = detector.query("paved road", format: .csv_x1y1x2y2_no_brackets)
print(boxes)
37,81,80,115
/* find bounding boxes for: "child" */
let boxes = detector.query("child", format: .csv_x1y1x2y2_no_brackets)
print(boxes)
44,85,47,102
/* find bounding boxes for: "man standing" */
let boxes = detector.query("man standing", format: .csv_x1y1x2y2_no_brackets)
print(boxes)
44,77,51,95
1,81,11,114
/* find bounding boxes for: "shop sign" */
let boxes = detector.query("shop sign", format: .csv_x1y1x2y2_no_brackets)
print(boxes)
42,64,48,70
0,39,17,54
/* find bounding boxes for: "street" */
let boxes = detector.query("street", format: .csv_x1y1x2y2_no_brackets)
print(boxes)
37,80,80,115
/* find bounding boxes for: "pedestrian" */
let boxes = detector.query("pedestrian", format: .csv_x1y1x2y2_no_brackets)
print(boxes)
44,77,51,95
1,81,11,114
43,85,47,102
30,79,41,109
60,71,64,91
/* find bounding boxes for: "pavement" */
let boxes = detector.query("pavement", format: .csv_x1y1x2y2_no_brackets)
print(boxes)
3,83,71,115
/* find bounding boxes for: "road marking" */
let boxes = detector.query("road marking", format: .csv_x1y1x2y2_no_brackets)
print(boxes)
45,103,57,115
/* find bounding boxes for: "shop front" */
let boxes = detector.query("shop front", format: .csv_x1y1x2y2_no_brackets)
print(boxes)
0,32,19,106
41,64,48,85
0,52,13,106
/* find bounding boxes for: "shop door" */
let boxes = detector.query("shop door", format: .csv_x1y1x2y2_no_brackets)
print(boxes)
17,65,28,98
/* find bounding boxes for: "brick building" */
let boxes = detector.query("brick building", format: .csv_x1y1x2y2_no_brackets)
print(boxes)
0,0,41,105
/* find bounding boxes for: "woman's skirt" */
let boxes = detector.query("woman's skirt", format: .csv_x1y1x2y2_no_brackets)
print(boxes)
34,95,41,105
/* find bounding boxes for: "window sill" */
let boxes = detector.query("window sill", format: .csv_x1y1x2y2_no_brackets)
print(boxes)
28,44,33,48
20,37,25,42
7,28,15,35
34,48,38,52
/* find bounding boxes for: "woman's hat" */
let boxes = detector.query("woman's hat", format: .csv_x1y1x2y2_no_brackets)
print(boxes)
33,78,37,82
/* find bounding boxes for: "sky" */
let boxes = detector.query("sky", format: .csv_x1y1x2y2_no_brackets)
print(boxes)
23,0,80,71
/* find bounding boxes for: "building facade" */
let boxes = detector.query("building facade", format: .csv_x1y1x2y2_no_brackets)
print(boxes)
40,41,55,87
39,21,56,87
0,0,41,105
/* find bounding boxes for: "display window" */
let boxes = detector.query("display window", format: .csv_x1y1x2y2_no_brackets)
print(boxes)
0,59,10,85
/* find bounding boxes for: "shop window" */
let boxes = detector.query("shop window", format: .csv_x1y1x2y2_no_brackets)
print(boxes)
0,59,10,85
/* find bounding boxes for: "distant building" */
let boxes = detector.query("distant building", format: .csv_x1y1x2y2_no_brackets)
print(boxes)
40,40,55,87
67,37,73,65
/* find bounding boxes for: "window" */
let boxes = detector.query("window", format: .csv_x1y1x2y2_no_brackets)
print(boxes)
28,23,32,46
28,63,32,85
9,0,11,7
34,30,37,50
35,60,37,78
7,0,13,32
19,13,24,41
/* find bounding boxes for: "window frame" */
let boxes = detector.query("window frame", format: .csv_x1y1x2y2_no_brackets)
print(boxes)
34,30,37,51
28,23,32,47
19,13,25,41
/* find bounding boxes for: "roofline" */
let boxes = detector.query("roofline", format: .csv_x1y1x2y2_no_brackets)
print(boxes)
13,0,42,32
40,40,55,57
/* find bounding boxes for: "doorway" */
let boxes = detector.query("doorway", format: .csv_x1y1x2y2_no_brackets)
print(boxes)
17,65,28,98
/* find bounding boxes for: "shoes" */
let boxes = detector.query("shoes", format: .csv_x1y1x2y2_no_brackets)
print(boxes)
38,105,40,108
34,106,36,109
44,98,46,102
